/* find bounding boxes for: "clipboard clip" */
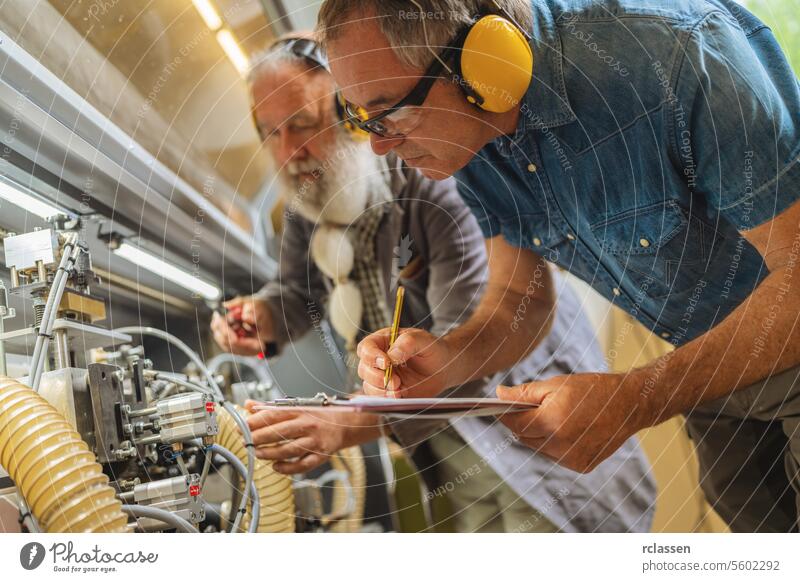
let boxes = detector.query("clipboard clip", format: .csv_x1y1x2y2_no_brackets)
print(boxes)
269,392,340,407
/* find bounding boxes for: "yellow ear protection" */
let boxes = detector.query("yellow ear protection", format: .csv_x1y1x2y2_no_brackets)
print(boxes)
417,1,533,114
268,37,370,141
458,10,534,113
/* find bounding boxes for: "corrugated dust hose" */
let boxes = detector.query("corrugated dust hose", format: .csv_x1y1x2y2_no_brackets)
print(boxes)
0,377,128,532
216,405,295,532
328,446,367,533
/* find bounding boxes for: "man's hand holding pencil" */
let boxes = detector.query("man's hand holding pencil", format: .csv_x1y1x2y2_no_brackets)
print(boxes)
357,288,456,399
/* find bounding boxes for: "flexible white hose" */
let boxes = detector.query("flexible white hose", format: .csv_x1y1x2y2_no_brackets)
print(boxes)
32,259,70,388
199,446,213,489
115,327,222,394
121,504,196,533
31,239,82,390
144,370,214,396
219,402,256,532
28,234,77,387
27,248,65,379
206,353,273,385
208,444,260,533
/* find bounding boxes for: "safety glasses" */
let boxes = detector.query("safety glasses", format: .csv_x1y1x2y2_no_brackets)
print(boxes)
343,52,453,139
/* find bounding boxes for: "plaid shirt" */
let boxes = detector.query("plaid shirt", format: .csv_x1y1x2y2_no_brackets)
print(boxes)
349,202,391,337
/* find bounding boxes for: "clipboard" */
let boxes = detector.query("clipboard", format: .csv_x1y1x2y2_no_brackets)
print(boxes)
251,393,538,419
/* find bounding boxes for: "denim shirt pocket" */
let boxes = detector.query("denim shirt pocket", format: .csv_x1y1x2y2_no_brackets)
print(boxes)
590,201,713,300
499,213,570,265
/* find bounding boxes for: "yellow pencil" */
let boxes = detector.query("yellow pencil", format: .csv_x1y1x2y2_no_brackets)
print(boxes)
384,286,405,396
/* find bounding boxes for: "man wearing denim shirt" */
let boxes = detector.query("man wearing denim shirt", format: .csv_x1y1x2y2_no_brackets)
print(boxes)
211,35,655,532
321,0,800,531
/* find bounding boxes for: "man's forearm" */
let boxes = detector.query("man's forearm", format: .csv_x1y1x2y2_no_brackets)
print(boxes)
443,275,554,387
637,267,800,426
338,411,382,448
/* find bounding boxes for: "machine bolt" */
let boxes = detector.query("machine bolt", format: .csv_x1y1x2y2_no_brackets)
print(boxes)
114,446,136,460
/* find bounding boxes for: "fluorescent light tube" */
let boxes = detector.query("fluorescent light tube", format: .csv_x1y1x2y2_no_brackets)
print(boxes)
0,180,64,219
114,242,221,301
216,29,249,75
192,0,223,30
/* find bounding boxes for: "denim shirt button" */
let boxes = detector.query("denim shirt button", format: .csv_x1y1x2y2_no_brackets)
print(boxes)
532,236,542,246
566,233,576,241
612,287,621,296
639,238,651,248
527,163,537,173
660,332,671,339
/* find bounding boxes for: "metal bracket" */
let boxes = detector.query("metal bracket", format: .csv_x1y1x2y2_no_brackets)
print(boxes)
269,392,337,407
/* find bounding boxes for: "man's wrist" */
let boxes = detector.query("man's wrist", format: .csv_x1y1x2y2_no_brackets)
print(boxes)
338,411,382,449
440,333,467,387
255,297,278,345
624,366,667,431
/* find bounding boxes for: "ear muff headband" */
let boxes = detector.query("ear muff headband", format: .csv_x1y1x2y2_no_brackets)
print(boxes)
457,14,534,113
270,37,369,140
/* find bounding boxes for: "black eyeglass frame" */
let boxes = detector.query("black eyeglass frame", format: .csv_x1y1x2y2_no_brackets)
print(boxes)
343,30,480,138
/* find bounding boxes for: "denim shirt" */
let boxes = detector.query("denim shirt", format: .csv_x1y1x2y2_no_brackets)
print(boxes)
455,0,800,346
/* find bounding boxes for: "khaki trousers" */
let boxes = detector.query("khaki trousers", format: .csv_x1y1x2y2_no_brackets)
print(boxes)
685,364,800,532
428,427,558,533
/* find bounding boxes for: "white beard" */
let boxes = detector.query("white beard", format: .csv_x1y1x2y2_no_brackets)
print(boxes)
279,128,391,226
